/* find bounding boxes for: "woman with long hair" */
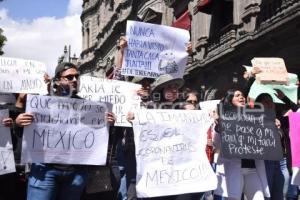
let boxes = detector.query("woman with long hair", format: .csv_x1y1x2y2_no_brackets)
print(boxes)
213,89,270,200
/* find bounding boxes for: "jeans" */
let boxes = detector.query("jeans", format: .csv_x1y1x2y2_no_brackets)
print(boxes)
287,183,299,200
27,163,88,200
117,139,127,200
118,166,127,200
265,160,284,200
213,195,224,200
125,151,137,200
280,158,290,200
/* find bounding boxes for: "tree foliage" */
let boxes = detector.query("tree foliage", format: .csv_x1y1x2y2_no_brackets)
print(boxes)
0,0,6,55
0,28,6,55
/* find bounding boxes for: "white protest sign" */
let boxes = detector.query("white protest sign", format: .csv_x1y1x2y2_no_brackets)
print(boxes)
121,20,190,78
0,57,47,94
132,109,217,197
0,109,16,175
22,95,109,165
199,100,220,112
78,75,141,127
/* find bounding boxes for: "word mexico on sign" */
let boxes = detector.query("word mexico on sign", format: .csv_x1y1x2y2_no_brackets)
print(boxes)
21,95,109,165
78,75,141,127
0,57,47,94
121,20,190,79
0,109,16,175
219,106,283,160
132,109,217,198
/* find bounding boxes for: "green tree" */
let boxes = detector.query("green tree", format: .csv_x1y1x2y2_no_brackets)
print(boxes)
0,28,6,55
0,0,6,55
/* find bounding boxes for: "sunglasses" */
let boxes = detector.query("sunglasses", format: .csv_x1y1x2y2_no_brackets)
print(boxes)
186,100,198,104
61,74,79,81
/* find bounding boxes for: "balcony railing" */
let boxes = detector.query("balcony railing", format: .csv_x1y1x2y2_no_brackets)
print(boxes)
257,0,300,30
193,0,299,66
206,23,237,59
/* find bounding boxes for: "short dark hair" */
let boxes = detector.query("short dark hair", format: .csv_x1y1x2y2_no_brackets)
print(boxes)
255,93,273,103
54,62,77,80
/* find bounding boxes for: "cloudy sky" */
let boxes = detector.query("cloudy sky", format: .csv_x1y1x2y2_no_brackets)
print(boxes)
0,0,82,76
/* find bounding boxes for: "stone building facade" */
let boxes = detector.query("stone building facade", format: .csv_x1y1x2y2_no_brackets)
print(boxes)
80,0,300,100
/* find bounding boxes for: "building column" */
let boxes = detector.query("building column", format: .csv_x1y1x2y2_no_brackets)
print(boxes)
241,0,262,33
191,6,211,61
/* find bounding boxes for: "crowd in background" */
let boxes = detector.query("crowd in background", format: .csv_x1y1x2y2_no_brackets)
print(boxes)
0,36,299,200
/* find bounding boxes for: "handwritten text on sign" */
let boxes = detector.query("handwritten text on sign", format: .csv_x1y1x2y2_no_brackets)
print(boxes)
121,20,190,78
251,57,288,85
219,107,283,160
0,57,47,94
132,109,217,197
78,75,140,127
22,95,109,165
0,109,16,175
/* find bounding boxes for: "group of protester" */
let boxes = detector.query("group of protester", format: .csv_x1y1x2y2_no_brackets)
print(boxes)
0,35,299,200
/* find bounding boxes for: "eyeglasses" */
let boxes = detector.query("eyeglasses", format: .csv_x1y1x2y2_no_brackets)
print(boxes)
186,100,198,104
61,74,79,81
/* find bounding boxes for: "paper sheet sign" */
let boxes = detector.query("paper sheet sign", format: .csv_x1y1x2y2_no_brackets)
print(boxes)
22,95,109,165
78,75,141,127
132,109,217,197
0,109,16,175
0,57,47,94
121,20,190,78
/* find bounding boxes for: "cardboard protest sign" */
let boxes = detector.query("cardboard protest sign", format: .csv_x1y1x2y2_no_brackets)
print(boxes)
22,95,109,165
121,20,190,78
0,57,47,94
78,75,141,127
251,57,288,85
219,106,283,160
132,109,217,197
248,73,298,104
288,113,300,167
0,109,16,175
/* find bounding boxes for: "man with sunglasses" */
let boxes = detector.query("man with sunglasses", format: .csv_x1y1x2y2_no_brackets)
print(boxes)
16,62,115,200
52,62,80,97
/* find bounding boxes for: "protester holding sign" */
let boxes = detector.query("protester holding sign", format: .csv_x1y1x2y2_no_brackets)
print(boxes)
122,76,156,200
0,93,26,200
0,108,16,200
254,93,290,200
121,20,190,79
182,88,199,110
16,62,115,200
134,74,209,200
213,89,270,200
272,90,300,199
